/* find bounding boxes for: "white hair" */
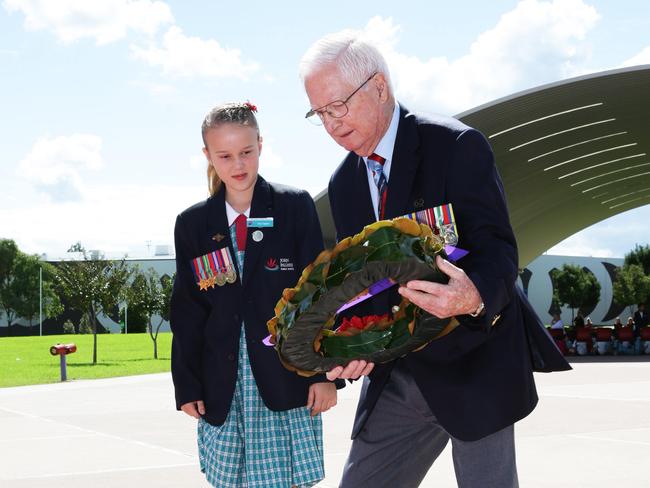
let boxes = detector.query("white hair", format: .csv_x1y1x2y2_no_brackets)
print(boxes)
299,29,392,91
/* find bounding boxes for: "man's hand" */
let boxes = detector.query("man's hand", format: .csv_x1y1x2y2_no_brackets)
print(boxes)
307,382,337,416
398,255,482,318
181,400,205,419
326,360,374,381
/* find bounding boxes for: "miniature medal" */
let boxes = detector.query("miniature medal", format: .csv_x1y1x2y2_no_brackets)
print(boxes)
225,267,237,284
215,273,227,287
442,224,458,246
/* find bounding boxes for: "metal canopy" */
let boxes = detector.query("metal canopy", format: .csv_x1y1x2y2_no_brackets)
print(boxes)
315,65,650,266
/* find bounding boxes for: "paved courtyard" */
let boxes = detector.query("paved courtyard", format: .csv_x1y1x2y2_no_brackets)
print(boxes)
1,358,649,487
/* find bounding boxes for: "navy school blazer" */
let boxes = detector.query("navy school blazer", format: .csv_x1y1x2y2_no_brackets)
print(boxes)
170,177,337,426
328,105,569,441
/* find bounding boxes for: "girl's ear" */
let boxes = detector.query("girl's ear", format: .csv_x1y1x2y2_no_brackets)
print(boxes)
202,146,210,161
258,135,263,156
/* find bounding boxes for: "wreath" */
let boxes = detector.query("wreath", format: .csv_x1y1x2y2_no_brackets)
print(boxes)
267,217,459,377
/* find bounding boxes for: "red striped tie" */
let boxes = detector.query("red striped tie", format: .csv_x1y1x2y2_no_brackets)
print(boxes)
368,153,387,219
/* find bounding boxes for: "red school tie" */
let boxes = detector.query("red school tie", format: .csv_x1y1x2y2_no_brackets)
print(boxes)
234,214,247,251
367,153,388,219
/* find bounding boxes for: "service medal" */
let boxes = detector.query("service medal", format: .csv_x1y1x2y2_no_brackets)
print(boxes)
225,268,237,284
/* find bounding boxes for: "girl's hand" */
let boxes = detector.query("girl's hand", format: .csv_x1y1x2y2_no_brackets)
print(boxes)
306,382,337,416
181,400,205,419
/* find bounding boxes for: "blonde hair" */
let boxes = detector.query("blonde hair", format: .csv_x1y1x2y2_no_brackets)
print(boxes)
207,164,221,196
202,102,259,196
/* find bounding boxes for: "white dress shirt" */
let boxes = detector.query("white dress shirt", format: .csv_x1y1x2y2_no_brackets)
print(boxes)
225,201,250,226
363,101,400,221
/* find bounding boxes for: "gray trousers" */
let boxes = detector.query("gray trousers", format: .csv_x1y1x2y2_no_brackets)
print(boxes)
340,365,519,488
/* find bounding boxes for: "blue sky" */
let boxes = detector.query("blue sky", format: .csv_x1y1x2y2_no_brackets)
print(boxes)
1,0,648,260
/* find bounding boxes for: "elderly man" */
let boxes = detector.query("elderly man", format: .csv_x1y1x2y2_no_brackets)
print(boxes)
300,31,568,488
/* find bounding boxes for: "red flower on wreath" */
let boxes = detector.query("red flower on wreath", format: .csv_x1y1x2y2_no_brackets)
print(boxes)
337,313,390,334
244,101,258,112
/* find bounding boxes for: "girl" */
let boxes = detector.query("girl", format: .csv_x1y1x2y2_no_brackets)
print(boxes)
170,102,338,488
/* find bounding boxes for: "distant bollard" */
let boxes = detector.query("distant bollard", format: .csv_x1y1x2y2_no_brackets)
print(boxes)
49,343,77,381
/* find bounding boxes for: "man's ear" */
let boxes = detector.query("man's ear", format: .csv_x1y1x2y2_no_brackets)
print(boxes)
374,72,390,103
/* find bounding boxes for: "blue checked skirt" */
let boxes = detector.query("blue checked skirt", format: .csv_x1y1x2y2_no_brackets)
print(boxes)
197,223,324,488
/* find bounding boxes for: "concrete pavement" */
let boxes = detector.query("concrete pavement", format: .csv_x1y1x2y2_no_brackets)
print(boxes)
1,359,649,487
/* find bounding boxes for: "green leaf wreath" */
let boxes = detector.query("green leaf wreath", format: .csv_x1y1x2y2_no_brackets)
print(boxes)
267,218,460,377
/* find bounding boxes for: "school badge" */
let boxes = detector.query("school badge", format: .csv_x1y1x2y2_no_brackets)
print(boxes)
190,247,237,290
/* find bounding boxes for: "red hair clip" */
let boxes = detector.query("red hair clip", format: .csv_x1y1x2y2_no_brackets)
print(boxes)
244,101,258,113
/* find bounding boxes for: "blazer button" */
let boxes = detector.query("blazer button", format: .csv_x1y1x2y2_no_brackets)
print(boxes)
234,314,240,323
227,353,235,361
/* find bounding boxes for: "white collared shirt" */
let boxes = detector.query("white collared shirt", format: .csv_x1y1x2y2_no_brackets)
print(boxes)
225,201,250,226
363,101,400,221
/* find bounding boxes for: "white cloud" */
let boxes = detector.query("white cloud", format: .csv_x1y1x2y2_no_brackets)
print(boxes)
3,0,173,45
362,0,600,115
546,204,650,258
260,138,284,170
130,26,259,79
16,134,103,202
0,183,204,259
621,46,650,67
189,153,205,170
129,79,175,96
546,234,615,258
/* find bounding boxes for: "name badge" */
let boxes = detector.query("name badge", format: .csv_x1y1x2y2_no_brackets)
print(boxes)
247,217,274,228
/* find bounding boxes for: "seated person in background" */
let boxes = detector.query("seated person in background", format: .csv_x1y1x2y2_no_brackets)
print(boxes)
574,316,594,355
550,313,564,330
549,313,568,354
574,312,585,328
617,317,636,354
613,317,623,339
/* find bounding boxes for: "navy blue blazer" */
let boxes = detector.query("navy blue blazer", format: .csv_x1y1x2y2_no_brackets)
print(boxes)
328,105,567,442
170,177,332,426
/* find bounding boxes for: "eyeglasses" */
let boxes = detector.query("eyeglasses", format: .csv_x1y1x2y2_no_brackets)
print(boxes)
305,72,377,125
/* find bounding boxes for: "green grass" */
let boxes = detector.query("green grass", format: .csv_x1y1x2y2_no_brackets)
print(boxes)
0,332,172,388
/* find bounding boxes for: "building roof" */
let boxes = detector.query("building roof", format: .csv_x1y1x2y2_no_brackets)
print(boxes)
315,65,650,265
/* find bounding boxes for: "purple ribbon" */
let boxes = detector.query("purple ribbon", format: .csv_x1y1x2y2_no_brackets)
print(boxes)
445,245,469,261
336,278,396,314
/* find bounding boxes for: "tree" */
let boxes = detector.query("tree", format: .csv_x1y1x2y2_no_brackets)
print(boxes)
552,264,601,323
53,243,132,364
128,268,174,358
0,239,20,332
0,242,62,333
613,264,650,318
0,239,19,283
9,254,63,330
624,244,650,275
